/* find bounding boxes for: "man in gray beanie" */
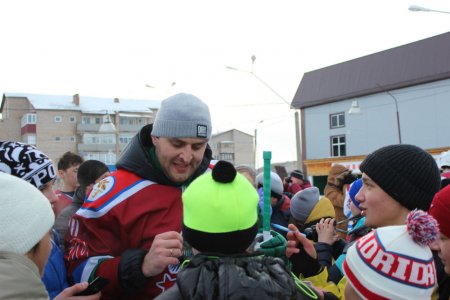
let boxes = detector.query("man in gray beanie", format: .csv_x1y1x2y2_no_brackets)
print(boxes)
65,93,213,299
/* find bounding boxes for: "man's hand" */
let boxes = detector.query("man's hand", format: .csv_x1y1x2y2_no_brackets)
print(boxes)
316,218,339,245
141,231,183,277
287,224,322,278
286,224,317,259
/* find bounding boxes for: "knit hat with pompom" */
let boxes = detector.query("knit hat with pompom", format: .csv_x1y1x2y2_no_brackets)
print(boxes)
182,160,259,254
343,209,438,300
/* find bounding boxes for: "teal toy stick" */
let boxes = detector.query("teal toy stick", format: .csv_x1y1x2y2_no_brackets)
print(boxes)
263,151,272,242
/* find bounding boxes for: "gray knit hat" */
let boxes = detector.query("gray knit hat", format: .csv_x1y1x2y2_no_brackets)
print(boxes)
290,187,320,223
151,93,212,139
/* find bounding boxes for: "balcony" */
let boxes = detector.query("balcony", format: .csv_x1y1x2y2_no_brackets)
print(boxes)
118,123,143,133
78,143,116,152
77,123,102,132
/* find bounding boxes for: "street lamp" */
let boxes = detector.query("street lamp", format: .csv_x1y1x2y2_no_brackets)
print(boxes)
408,5,450,14
254,120,264,170
226,55,303,170
348,86,402,144
380,88,402,144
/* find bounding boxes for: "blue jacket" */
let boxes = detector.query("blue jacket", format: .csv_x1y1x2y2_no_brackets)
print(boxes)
42,230,69,299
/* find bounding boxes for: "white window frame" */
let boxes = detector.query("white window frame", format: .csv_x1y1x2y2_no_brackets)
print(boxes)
54,116,62,123
330,112,345,129
331,135,346,157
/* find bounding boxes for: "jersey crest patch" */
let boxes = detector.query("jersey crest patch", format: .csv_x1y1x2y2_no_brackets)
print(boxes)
87,176,115,201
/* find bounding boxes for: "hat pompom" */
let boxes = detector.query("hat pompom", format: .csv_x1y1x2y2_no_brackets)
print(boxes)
406,209,439,246
212,160,236,183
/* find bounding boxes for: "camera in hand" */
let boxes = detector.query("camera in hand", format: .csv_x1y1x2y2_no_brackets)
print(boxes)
285,176,292,183
342,172,358,185
303,224,321,242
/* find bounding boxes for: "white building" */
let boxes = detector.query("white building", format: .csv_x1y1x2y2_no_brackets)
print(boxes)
291,32,450,191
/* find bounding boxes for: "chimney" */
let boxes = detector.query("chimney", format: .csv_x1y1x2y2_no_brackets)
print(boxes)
114,98,120,103
73,94,80,106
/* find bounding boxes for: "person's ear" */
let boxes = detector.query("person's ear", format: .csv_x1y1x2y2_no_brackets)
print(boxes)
151,135,159,144
58,169,65,178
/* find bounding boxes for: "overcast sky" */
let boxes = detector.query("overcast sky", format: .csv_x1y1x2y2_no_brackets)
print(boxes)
1,0,449,166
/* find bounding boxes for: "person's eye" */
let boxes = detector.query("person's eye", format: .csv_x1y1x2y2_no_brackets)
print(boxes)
192,144,204,151
171,141,183,148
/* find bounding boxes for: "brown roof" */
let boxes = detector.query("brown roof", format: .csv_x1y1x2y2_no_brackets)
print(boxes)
291,31,450,109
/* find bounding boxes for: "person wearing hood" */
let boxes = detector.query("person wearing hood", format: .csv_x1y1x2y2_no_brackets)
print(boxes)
324,164,357,239
64,93,213,299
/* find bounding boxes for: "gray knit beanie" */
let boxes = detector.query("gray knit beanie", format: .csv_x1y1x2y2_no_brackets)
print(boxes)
290,187,320,223
359,144,441,211
151,93,212,139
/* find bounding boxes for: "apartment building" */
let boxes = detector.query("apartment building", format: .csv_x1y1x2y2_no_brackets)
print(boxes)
210,129,254,167
0,93,160,166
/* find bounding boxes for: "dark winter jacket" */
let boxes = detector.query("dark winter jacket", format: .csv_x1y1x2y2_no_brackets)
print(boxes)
155,253,319,300
271,194,291,236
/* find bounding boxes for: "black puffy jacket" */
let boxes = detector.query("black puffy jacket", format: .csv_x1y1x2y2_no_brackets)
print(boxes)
155,253,319,300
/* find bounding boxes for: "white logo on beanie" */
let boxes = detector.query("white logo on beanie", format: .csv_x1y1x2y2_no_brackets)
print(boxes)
197,125,207,138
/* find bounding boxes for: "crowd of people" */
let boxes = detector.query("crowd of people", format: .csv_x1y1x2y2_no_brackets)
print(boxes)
1,92,450,299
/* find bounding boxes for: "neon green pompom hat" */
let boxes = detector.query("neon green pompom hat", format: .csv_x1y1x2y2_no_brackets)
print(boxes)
182,160,259,254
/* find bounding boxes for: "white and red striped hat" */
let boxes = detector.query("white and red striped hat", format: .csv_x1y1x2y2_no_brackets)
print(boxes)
343,210,438,300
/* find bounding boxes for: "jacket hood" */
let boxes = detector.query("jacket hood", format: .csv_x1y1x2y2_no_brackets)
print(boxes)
305,196,336,224
116,124,212,186
326,164,349,186
0,252,49,300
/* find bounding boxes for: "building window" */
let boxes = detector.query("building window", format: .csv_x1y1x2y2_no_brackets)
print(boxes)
25,135,36,145
331,135,346,157
84,152,116,165
69,136,76,143
82,116,91,124
219,153,234,161
119,136,133,144
55,136,61,141
54,116,62,123
95,117,101,124
83,133,115,144
21,113,36,126
330,112,345,129
69,116,76,123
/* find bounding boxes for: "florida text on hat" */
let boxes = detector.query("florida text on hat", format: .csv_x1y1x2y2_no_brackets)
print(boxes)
182,160,259,254
0,172,55,254
359,144,441,211
151,93,212,139
0,141,56,189
343,210,438,300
